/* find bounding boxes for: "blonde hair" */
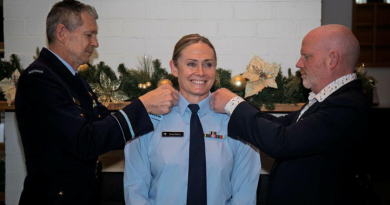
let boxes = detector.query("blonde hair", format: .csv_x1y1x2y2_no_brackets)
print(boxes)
172,34,217,66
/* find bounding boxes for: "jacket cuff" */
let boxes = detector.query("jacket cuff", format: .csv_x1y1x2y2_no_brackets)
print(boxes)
112,99,154,141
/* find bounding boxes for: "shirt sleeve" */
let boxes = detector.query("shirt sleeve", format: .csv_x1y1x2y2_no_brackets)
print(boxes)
123,136,152,205
228,141,261,205
224,96,245,116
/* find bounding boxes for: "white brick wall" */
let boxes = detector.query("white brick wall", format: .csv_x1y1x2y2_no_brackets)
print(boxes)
4,0,321,75
3,1,321,204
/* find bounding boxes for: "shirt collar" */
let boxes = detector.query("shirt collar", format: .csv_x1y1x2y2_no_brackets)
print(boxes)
178,92,211,118
309,73,357,102
47,48,77,76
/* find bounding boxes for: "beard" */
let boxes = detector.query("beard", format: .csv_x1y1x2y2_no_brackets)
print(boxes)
302,76,312,89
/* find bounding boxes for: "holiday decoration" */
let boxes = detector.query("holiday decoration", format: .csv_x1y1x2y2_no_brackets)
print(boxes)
138,83,148,90
0,70,20,106
356,63,378,104
78,64,89,73
0,54,24,105
242,55,281,98
33,47,40,60
230,75,246,91
157,79,173,87
0,51,378,111
138,81,152,90
90,72,130,107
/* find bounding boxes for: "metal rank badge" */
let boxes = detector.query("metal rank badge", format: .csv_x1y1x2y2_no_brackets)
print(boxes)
204,131,226,139
73,97,81,107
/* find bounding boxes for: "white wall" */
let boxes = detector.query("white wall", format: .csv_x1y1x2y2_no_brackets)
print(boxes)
4,0,389,105
4,0,321,77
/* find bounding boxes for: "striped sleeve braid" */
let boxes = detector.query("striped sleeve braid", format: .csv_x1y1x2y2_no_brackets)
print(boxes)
112,98,154,141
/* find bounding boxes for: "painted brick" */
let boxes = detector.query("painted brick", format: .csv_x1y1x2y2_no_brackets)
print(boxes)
193,3,233,20
3,1,54,18
270,38,301,55
123,20,171,38
218,21,256,37
97,37,145,55
98,19,123,37
275,2,321,20
234,2,272,20
217,54,254,75
145,38,177,55
90,54,127,71
4,18,26,36
221,0,257,2
4,36,46,56
171,0,221,2
257,20,297,38
148,3,195,20
27,18,46,36
171,21,218,38
95,2,146,19
232,38,273,56
297,19,321,37
208,38,236,55
123,0,166,2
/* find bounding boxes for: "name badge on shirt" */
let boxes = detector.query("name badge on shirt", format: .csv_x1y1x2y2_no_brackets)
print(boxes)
162,132,184,137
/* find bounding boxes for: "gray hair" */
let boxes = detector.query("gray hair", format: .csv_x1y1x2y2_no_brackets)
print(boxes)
46,0,98,44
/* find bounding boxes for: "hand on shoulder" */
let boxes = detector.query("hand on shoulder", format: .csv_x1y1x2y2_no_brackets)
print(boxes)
139,84,179,115
210,88,238,113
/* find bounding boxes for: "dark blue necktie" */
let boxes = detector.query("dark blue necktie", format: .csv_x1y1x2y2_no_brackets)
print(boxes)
187,104,207,205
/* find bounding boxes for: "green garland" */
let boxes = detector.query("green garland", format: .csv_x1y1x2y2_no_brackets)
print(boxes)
0,54,24,101
0,52,378,110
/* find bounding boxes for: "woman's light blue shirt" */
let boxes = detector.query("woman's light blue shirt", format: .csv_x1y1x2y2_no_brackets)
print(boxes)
124,92,261,205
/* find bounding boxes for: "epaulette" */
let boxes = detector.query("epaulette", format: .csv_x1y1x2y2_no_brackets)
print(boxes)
148,113,164,121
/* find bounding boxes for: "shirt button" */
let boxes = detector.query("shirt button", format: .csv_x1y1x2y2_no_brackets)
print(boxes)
80,113,84,117
98,115,101,118
59,191,63,196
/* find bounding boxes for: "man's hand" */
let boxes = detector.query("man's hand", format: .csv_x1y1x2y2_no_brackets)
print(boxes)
210,88,238,113
139,84,179,115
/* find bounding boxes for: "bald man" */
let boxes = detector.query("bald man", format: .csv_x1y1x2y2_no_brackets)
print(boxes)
210,24,370,205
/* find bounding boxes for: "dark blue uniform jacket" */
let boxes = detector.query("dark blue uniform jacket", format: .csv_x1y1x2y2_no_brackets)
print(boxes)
15,48,153,205
228,79,370,205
